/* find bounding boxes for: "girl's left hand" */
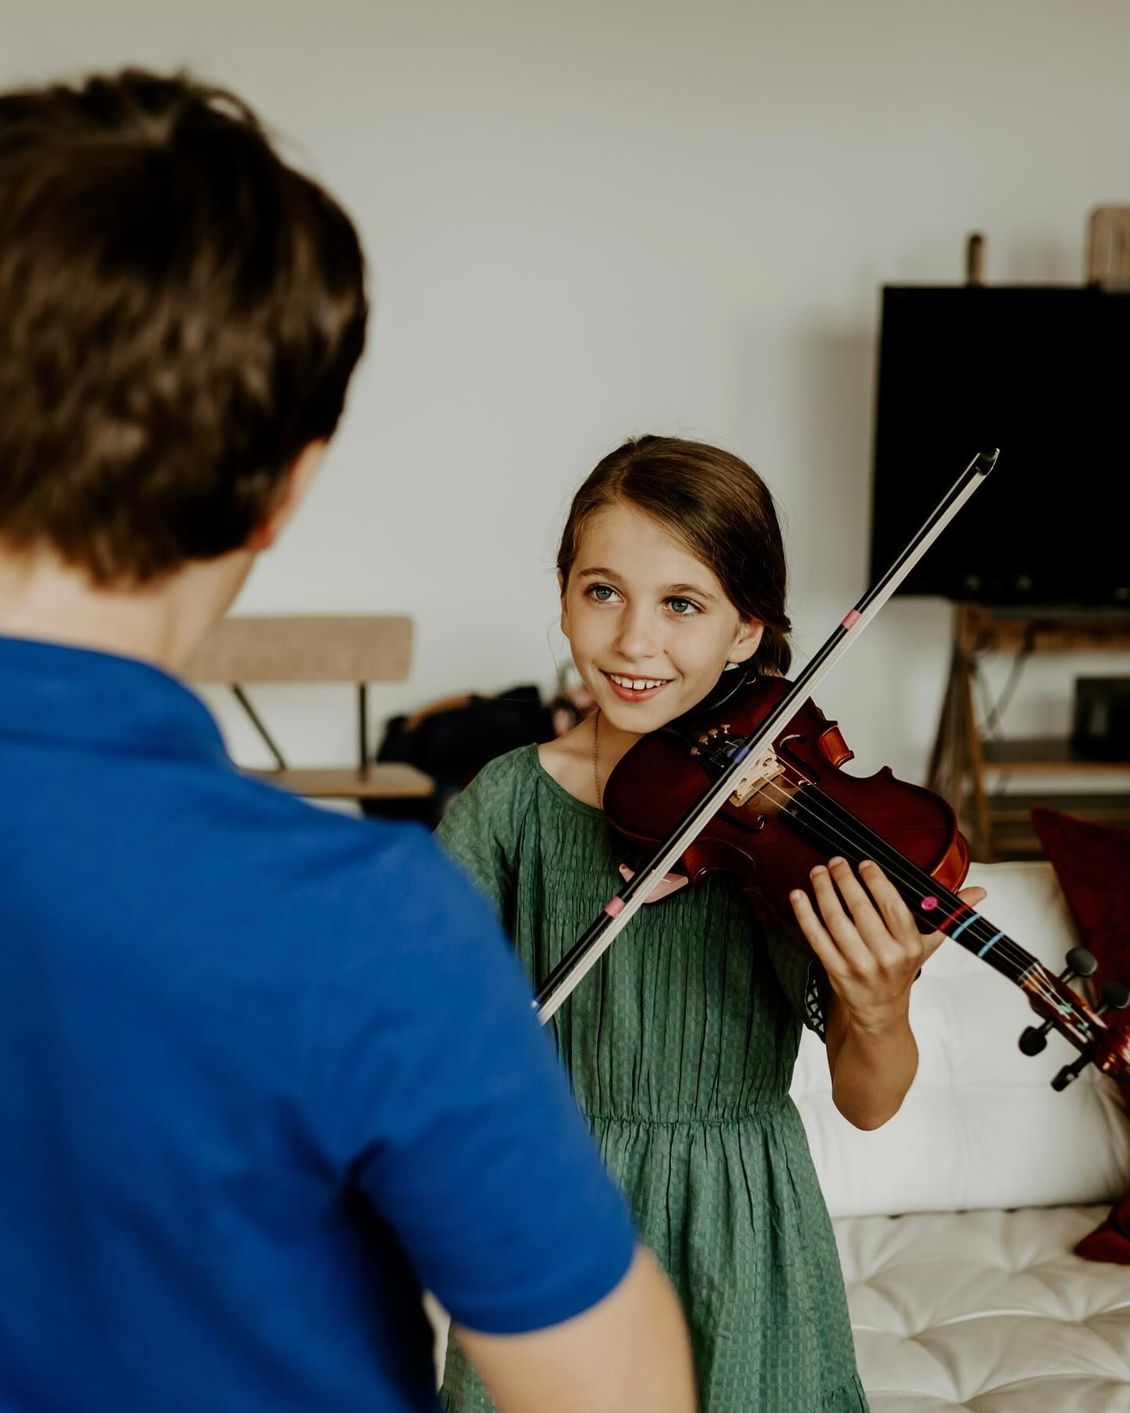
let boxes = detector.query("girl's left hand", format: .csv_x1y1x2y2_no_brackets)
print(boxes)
789,857,987,1034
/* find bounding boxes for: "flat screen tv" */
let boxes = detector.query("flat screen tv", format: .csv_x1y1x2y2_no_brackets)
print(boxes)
869,285,1130,606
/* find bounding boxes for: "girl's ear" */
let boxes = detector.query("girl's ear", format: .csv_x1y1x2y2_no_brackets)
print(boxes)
558,570,570,639
728,620,763,665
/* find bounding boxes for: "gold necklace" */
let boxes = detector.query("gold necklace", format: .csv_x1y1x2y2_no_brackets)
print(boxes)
591,708,602,807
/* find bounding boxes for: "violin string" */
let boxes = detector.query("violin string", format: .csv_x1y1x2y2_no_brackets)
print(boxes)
742,770,984,937
736,769,1076,1015
761,775,1030,965
753,772,1049,987
746,772,1079,1021
761,778,1079,1025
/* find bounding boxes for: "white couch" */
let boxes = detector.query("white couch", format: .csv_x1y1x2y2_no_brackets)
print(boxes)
791,861,1130,1412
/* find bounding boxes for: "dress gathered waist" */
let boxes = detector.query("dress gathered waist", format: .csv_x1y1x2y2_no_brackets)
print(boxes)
584,1100,795,1128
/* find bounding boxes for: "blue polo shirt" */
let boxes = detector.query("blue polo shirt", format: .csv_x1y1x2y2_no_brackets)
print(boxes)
0,635,635,1411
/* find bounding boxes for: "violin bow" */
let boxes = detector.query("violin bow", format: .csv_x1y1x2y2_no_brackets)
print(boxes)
535,448,999,1022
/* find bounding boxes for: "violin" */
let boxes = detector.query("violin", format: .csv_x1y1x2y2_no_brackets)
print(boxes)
601,672,1130,1092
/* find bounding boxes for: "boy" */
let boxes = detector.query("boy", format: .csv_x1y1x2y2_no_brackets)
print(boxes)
0,69,695,1413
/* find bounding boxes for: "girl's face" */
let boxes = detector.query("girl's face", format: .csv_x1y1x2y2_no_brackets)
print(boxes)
560,500,762,738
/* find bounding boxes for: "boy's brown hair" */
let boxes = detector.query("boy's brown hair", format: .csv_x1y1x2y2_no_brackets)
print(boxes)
557,435,792,676
0,69,367,584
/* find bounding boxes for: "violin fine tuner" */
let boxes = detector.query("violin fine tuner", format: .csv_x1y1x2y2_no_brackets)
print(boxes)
689,724,736,761
688,726,785,810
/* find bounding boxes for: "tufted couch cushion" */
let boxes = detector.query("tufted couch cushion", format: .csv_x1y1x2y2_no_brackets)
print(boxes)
837,1205,1130,1412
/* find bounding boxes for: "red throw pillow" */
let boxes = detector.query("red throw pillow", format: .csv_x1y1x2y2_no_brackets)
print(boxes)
1074,1194,1130,1266
1031,808,1130,986
1030,807,1130,1264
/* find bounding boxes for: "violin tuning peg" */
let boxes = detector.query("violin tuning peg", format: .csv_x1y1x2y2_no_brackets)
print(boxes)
690,746,700,758
1063,946,1098,980
1019,1023,1051,1056
1052,1055,1090,1091
1098,981,1130,1014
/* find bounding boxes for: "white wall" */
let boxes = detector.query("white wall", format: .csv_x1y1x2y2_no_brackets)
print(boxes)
4,0,1130,780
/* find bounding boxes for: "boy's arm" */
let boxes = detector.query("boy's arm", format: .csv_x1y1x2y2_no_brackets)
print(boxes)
315,832,694,1402
434,765,697,1406
456,1248,696,1413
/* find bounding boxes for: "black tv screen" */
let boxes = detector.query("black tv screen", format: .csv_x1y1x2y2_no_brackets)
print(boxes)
869,285,1130,606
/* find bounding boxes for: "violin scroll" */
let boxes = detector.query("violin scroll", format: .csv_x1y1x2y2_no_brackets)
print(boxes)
1014,943,1130,1090
1019,947,1098,1056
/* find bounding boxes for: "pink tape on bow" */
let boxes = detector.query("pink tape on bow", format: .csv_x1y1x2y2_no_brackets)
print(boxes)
618,863,689,903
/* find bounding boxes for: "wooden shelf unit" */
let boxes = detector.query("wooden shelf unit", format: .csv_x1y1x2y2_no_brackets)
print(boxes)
927,604,1130,860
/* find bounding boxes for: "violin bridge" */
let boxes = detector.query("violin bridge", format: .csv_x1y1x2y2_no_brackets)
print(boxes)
729,751,785,807
690,726,787,805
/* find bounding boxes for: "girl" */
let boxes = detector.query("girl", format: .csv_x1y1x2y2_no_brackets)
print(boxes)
439,436,982,1412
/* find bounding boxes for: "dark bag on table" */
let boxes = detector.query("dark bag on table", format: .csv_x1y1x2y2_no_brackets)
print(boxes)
365,684,555,827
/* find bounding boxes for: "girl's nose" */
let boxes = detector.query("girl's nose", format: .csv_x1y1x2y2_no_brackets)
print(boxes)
614,605,660,661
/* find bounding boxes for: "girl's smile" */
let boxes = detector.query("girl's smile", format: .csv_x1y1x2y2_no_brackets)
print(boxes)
603,670,673,701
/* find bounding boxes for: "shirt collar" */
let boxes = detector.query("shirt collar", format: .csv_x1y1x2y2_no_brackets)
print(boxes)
0,633,230,767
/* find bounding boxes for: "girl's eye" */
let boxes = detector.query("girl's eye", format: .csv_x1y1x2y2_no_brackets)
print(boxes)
586,584,620,603
667,597,701,617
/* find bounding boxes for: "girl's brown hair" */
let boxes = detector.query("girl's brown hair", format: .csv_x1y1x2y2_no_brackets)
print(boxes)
557,435,792,676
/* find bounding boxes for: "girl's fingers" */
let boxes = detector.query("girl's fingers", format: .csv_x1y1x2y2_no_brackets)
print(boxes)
793,857,948,985
824,858,920,966
788,885,851,980
800,857,929,975
803,863,880,972
854,860,923,954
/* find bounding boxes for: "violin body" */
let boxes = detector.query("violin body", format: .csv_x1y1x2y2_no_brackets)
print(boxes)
604,675,969,951
603,675,1130,1089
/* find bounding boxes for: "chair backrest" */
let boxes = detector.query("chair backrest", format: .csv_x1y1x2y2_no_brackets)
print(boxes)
1087,205,1130,287
183,615,413,684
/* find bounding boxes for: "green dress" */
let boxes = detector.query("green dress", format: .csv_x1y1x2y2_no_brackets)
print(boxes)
438,746,868,1413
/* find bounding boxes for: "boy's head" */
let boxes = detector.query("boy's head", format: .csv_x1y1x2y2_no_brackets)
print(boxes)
0,69,367,586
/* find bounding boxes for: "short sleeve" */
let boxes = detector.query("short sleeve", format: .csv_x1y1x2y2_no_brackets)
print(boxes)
764,921,828,1042
310,829,636,1335
435,754,523,922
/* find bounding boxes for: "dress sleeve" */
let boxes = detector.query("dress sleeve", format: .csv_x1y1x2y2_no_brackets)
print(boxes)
434,754,521,924
310,829,637,1335
764,921,828,1042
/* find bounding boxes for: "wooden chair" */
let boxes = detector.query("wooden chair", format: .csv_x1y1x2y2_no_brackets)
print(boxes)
1087,206,1130,287
182,615,433,804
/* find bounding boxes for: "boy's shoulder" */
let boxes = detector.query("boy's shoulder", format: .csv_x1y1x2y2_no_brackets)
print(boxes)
201,768,462,932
